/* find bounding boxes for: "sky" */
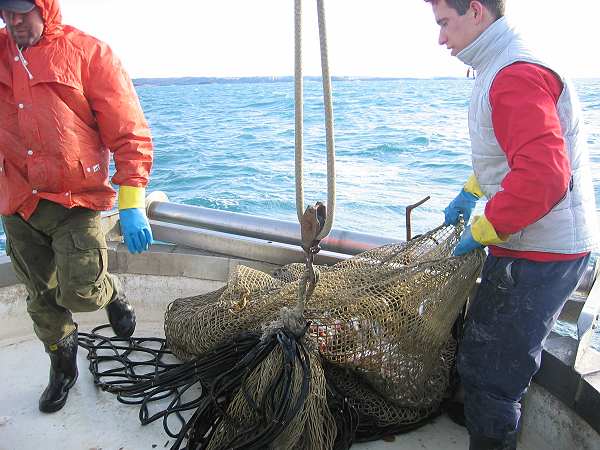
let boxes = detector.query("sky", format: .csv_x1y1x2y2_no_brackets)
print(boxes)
3,1,599,79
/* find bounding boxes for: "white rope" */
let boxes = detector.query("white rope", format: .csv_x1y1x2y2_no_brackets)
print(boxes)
16,45,33,80
294,0,304,223
294,0,336,240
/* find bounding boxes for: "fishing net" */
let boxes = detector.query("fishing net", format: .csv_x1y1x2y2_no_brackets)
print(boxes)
161,223,485,445
80,223,484,449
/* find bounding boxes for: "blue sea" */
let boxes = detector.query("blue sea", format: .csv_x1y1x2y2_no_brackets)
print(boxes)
1,77,599,346
1,77,600,247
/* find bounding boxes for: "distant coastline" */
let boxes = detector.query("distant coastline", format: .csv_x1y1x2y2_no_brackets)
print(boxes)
132,76,460,87
133,75,599,87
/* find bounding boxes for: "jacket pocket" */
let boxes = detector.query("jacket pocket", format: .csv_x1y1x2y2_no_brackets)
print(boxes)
27,154,64,193
79,155,107,180
60,151,108,193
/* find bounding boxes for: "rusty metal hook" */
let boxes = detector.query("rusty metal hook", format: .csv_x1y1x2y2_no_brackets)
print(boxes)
405,196,431,241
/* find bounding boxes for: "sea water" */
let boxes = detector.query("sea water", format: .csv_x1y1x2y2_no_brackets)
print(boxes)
1,77,599,346
1,77,599,246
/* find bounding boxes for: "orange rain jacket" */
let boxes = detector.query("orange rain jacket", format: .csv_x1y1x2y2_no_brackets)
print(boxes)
0,0,152,220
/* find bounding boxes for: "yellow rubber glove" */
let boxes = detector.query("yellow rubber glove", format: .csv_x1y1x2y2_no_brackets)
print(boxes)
454,215,508,256
118,186,153,254
444,174,484,226
463,174,485,198
118,186,146,210
471,215,509,245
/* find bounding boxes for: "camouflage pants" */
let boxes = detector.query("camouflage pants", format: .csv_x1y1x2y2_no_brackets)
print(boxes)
2,200,115,345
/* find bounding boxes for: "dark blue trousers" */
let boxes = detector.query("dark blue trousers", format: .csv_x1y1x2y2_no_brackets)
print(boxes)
457,253,590,441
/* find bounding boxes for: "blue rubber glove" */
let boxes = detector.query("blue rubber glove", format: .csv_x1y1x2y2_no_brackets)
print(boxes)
453,226,484,256
119,208,153,254
444,189,479,226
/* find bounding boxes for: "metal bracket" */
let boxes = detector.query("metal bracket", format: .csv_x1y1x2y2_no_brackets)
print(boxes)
405,196,431,241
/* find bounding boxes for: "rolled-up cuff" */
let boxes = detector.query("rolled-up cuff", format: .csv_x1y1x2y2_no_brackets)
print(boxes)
471,215,507,245
118,186,145,210
464,174,484,198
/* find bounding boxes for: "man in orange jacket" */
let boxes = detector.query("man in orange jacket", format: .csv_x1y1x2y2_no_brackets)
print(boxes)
0,0,153,413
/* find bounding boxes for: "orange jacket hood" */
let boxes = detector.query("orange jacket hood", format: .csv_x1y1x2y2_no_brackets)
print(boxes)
34,0,63,41
0,0,63,44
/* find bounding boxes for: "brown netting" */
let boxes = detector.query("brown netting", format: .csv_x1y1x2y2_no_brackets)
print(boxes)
164,224,485,443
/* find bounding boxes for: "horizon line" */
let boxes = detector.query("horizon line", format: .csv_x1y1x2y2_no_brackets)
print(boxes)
133,75,600,81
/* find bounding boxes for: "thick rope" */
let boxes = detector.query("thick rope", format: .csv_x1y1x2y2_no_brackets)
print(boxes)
315,0,336,240
294,0,304,224
294,0,336,239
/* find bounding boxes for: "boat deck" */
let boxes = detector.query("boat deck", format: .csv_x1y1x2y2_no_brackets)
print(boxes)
1,242,599,450
0,324,470,450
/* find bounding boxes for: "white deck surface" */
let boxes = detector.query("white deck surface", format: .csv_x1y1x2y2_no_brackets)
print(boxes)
2,268,591,450
0,323,470,450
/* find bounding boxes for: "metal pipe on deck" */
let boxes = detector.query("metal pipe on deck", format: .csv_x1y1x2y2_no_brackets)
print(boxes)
146,191,402,255
145,192,598,297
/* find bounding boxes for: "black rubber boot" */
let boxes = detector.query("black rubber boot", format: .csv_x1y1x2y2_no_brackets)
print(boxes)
39,331,79,413
106,275,136,338
469,434,517,450
444,400,466,427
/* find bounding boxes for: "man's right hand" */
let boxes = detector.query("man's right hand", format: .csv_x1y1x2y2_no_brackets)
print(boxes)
444,189,479,226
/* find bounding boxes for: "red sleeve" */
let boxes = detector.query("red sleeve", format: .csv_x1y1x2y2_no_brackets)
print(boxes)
83,40,153,188
484,62,570,236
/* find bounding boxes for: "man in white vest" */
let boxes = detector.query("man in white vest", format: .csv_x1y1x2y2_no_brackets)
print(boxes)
423,1,599,449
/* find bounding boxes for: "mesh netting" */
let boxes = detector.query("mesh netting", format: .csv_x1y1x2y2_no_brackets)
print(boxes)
164,224,485,435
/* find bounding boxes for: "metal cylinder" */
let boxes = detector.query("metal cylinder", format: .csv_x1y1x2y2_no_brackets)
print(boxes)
146,192,401,255
145,192,599,293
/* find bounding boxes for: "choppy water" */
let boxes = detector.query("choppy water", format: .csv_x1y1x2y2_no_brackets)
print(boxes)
2,77,600,244
140,78,600,233
1,77,599,347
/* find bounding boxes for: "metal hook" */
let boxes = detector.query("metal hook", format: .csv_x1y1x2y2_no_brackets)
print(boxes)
405,196,431,241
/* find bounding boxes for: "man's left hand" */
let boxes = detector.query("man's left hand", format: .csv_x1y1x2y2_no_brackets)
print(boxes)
119,208,153,254
453,226,484,256
453,215,510,256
